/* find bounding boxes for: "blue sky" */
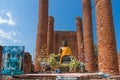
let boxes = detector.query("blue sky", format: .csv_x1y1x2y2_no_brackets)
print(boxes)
0,0,120,61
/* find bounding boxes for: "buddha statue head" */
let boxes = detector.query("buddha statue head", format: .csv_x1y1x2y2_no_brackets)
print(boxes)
62,40,68,47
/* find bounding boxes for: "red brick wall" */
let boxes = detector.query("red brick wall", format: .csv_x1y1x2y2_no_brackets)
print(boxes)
95,0,119,75
53,31,78,57
118,54,120,75
76,17,83,61
47,16,54,54
82,0,96,72
35,0,48,72
24,52,32,74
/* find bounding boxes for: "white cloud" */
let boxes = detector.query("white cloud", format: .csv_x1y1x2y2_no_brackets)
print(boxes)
0,29,14,40
0,11,15,26
0,29,20,43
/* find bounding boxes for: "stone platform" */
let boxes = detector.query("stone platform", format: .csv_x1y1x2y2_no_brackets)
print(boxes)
1,73,120,80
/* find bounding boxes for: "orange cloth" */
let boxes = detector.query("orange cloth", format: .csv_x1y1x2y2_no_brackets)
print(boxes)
60,47,72,63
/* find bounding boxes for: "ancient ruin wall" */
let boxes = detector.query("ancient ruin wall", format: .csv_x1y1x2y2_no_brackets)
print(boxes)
53,31,78,57
24,52,32,74
118,54,120,75
35,0,48,72
47,16,54,54
76,17,83,61
82,0,96,72
95,0,119,75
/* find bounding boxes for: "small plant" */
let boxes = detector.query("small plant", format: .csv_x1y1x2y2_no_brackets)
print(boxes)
47,54,57,70
69,56,79,72
78,62,85,73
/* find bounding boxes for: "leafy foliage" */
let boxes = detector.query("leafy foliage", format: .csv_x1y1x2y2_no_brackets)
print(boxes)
69,56,80,72
47,54,57,69
39,54,86,73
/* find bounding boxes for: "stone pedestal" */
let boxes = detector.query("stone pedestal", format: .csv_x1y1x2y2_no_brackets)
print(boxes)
47,16,54,54
82,0,96,72
95,0,119,75
35,0,48,72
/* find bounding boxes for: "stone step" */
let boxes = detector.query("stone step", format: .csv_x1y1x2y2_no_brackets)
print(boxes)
56,76,78,80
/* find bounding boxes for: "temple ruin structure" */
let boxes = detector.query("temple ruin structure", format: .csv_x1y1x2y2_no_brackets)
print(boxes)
94,0,119,75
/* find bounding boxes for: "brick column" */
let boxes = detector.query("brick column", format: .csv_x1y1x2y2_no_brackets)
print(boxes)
0,46,3,75
95,0,119,75
82,0,96,72
76,17,83,61
35,0,48,72
47,16,54,54
24,52,32,74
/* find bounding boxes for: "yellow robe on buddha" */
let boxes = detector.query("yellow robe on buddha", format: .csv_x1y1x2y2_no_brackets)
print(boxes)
60,47,72,63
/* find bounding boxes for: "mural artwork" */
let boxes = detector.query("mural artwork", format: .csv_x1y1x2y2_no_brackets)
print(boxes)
1,46,24,75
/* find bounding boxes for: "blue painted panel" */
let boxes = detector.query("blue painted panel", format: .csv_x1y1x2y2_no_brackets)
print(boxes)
1,46,24,75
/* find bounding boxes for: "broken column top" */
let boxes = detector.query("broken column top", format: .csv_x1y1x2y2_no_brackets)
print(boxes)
76,16,82,21
48,16,54,22
24,52,32,58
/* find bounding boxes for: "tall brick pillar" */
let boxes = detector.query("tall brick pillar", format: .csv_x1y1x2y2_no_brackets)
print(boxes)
24,52,32,74
95,0,119,75
47,16,54,54
0,46,3,75
76,17,83,61
82,0,95,72
35,0,48,72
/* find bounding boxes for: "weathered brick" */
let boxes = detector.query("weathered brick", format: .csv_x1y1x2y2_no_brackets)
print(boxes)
76,17,84,61
35,0,48,72
118,54,120,75
47,16,54,54
53,31,78,57
24,52,32,74
82,0,96,72
95,0,119,75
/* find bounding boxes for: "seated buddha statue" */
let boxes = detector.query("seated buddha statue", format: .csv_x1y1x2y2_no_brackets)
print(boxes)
59,40,72,63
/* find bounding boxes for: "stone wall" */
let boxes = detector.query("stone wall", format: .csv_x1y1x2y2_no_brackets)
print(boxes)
53,31,78,57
